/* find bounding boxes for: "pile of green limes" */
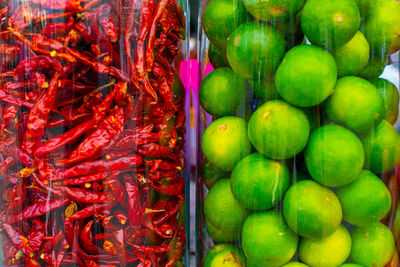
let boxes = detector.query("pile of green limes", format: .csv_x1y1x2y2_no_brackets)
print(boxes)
200,0,400,266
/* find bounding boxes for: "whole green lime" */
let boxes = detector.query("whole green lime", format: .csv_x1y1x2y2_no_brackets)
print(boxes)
299,225,352,267
242,0,305,22
325,76,384,134
300,0,361,48
358,51,388,79
204,179,248,242
337,170,391,227
350,222,396,267
202,0,249,49
248,77,279,101
339,264,364,267
363,0,400,53
208,43,229,69
282,263,309,267
305,125,365,187
370,78,399,125
201,160,228,189
226,22,286,80
204,244,245,267
275,45,337,107
201,116,252,171
283,180,342,239
333,31,370,77
242,211,298,267
361,120,400,173
230,153,290,210
248,100,310,159
199,68,246,117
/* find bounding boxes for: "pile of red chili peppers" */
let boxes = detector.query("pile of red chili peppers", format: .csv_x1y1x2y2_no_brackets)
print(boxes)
0,0,186,266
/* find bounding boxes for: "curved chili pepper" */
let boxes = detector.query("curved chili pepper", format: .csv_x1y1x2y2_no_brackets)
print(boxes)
41,16,74,37
106,176,127,210
67,202,116,222
152,197,183,226
80,220,99,255
150,177,185,196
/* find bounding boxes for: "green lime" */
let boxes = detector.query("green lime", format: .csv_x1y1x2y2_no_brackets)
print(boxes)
208,43,230,69
199,68,246,117
305,125,365,187
204,244,245,267
230,153,290,210
273,10,305,50
201,116,252,171
370,78,400,125
325,76,384,134
358,50,388,79
299,225,352,267
248,100,310,159
204,179,248,242
242,0,305,22
361,120,400,173
226,22,286,80
337,170,391,227
363,0,400,53
201,160,228,189
350,222,396,267
202,0,249,49
283,180,342,239
282,263,309,267
333,31,370,77
275,45,337,107
339,265,364,267
300,0,361,48
248,77,279,101
393,204,400,250
242,211,298,267
354,0,369,17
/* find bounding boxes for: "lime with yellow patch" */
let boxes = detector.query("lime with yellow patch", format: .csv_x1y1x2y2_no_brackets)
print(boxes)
283,180,342,239
248,100,310,159
370,78,399,125
201,116,252,171
230,153,290,211
299,225,352,267
242,0,305,22
204,179,248,242
242,211,298,267
275,45,337,107
204,244,245,267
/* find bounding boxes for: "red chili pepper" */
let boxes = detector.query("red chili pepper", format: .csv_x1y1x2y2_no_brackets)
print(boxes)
150,177,185,196
41,16,74,37
125,180,143,226
27,219,45,251
106,176,127,210
114,132,161,151
67,202,116,222
137,143,173,158
152,197,183,225
100,15,118,43
61,186,114,204
3,223,34,257
0,44,20,55
63,172,109,186
28,0,83,11
23,72,59,154
80,220,99,255
165,225,185,267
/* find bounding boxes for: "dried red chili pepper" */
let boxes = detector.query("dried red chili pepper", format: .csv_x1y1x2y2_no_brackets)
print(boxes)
125,180,143,227
80,220,99,255
27,219,45,251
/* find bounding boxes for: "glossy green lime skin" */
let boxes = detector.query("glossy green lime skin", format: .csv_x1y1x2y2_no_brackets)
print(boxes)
282,263,309,267
371,78,400,125
283,180,342,239
350,222,396,267
201,116,252,171
199,68,246,117
300,0,361,48
358,51,388,79
242,0,305,22
337,170,391,227
204,244,245,267
230,153,290,210
361,120,400,173
249,78,279,101
275,45,337,107
208,43,230,69
202,0,249,49
204,179,248,242
242,211,298,267
339,264,363,267
305,125,365,187
299,225,352,267
333,31,370,77
248,100,310,159
325,76,384,134
226,22,286,80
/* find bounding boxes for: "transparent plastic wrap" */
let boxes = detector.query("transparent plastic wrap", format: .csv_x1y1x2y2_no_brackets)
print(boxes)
0,0,189,266
196,0,400,266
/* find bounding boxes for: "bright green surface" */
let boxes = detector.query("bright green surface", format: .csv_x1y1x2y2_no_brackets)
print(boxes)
199,68,246,117
204,179,248,242
283,180,342,239
242,211,298,267
230,153,290,210
275,45,337,107
201,116,252,171
371,78,400,125
282,263,309,267
305,125,365,187
204,244,245,267
242,0,305,22
325,76,384,134
249,77,279,101
350,222,396,267
248,100,310,159
299,225,352,267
